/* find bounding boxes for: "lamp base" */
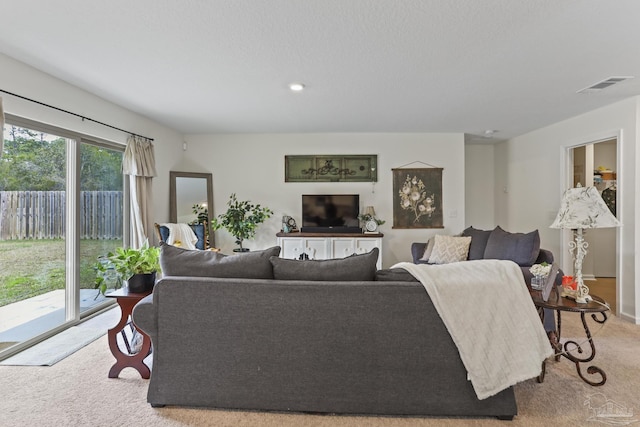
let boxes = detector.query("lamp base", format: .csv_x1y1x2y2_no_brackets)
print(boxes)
576,294,593,304
560,287,592,303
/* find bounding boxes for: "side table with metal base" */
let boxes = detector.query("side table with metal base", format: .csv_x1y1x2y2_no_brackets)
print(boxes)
531,289,609,386
105,288,152,379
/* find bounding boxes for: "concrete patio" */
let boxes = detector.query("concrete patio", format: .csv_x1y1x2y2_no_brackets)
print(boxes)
0,289,114,350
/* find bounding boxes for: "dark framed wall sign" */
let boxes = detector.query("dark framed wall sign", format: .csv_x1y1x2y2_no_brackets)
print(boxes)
285,155,377,182
392,167,444,229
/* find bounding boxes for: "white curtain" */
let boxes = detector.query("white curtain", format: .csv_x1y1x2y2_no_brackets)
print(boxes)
123,135,157,248
0,96,4,159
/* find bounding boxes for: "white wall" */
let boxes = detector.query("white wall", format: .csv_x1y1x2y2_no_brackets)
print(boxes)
464,143,495,230
7,50,638,321
492,97,638,323
0,53,184,231
181,133,466,267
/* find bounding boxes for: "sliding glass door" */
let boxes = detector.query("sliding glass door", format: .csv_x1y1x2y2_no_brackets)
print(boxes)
79,141,124,312
0,126,69,353
0,121,124,359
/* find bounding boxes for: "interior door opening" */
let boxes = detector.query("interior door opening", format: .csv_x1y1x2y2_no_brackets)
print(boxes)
570,138,618,313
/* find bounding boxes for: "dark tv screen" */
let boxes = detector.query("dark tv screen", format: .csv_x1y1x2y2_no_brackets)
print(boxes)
302,194,360,228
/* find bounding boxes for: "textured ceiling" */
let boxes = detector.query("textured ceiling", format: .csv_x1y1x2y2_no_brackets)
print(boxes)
1,0,640,141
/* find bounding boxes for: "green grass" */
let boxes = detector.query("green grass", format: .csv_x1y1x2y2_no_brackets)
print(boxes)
0,239,122,307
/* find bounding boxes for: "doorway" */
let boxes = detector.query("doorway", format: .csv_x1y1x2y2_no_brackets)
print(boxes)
570,138,618,313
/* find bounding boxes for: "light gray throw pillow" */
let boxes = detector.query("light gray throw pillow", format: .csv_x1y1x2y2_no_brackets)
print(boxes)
419,236,436,262
428,235,472,264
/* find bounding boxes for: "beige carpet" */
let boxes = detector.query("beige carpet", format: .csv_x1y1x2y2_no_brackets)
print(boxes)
0,312,638,427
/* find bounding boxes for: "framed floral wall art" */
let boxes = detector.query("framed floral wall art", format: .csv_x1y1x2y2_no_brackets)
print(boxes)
392,167,443,229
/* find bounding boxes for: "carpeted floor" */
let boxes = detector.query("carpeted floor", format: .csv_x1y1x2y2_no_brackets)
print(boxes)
0,312,638,426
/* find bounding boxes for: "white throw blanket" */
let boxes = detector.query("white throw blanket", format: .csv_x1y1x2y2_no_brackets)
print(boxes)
161,223,198,250
392,260,553,400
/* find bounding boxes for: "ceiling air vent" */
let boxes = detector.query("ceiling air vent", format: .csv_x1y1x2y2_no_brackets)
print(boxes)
577,76,634,93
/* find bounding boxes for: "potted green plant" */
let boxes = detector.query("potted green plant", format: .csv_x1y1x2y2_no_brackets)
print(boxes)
211,193,273,252
94,240,161,295
190,204,208,225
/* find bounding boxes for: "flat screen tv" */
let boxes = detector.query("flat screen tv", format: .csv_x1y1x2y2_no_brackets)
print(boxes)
301,194,361,233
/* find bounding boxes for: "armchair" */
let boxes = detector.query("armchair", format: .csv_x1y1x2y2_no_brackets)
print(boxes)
155,223,208,250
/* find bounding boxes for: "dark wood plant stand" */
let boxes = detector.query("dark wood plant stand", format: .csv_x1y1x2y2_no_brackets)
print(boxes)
531,289,609,386
106,288,152,379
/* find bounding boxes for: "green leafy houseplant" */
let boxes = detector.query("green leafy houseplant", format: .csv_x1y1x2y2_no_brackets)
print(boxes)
190,204,208,225
94,240,161,295
211,193,273,252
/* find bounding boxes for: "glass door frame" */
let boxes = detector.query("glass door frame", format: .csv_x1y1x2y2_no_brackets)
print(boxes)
1,114,128,360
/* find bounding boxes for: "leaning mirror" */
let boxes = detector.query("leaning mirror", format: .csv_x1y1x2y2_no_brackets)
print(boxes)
169,171,214,247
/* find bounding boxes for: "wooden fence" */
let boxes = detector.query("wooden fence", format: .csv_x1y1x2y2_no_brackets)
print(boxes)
0,191,123,240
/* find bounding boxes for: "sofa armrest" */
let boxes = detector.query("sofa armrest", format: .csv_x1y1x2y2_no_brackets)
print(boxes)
411,242,428,264
132,294,156,336
535,249,554,265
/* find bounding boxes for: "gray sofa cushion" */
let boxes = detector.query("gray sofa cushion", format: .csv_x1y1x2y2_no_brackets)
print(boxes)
160,243,281,279
270,248,378,281
461,226,493,260
375,268,419,282
483,226,540,266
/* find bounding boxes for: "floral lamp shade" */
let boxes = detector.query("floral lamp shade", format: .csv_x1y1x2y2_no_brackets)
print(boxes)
550,185,620,230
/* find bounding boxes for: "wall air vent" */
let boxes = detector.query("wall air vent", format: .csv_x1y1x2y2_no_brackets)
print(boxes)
577,76,634,93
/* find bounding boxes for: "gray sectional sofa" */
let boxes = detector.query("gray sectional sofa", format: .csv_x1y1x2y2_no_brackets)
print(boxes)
132,243,517,419
411,226,560,286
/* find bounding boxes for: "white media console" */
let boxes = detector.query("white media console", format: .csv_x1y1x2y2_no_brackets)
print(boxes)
276,232,383,270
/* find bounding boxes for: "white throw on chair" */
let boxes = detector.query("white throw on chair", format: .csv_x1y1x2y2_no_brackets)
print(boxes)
159,223,199,250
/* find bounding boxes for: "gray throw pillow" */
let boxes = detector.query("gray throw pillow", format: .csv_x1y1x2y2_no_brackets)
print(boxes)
461,226,493,260
483,226,540,266
270,248,379,281
160,243,281,279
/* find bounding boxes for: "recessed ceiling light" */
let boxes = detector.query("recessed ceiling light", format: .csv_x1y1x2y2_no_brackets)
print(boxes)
289,83,305,92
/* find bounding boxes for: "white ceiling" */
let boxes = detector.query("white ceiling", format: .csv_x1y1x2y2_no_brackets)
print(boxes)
2,0,640,142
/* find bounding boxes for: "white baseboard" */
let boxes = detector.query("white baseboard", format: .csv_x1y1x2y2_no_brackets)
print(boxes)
619,312,639,325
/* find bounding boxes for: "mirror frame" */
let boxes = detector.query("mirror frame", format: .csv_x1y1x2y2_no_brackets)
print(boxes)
169,171,214,247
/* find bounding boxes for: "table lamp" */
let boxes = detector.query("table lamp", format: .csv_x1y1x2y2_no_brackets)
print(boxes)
550,183,620,303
